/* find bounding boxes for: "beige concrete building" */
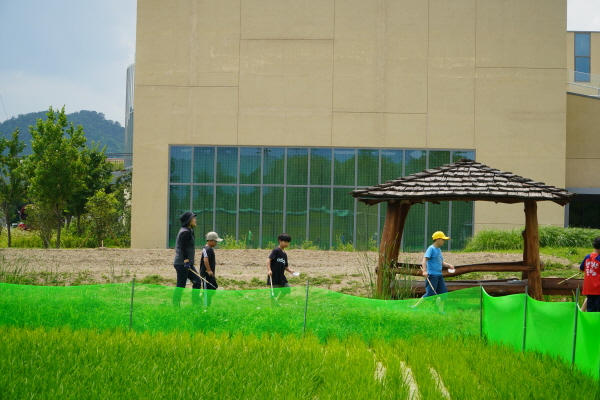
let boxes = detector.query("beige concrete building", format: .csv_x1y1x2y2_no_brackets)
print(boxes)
130,0,600,249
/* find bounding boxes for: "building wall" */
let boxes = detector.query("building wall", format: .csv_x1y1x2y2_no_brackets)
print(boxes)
566,94,600,188
132,0,568,248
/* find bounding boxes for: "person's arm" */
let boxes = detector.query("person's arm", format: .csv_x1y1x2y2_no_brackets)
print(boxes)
421,257,428,277
267,258,272,276
580,255,589,272
285,265,295,274
202,247,213,276
442,260,454,269
203,256,213,276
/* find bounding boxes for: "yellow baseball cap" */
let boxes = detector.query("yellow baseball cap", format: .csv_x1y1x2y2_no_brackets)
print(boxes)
432,231,450,240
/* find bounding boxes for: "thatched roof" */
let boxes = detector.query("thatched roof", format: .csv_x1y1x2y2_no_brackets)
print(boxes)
350,159,575,206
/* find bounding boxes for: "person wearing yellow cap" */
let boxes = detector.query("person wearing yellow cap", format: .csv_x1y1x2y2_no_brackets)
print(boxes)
411,231,454,312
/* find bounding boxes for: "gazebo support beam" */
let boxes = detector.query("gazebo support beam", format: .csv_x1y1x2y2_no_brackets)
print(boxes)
524,200,543,301
377,201,411,297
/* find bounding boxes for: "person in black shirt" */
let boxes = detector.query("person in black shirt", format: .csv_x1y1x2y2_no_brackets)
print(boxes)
172,212,201,306
201,231,222,306
267,233,296,304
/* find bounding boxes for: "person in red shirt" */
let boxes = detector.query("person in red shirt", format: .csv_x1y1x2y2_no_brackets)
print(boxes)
579,237,600,312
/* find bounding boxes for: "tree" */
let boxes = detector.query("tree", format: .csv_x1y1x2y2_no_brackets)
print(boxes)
111,171,132,244
85,189,118,247
68,143,113,235
25,107,87,248
24,204,54,248
0,128,28,247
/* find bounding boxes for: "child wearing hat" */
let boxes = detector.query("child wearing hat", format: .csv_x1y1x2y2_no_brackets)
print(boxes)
201,231,223,306
411,231,454,312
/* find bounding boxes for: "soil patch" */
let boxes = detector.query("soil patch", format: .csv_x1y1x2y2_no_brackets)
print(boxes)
0,248,573,296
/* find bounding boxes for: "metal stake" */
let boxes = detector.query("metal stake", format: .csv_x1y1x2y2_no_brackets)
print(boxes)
572,287,580,367
129,278,135,331
522,286,528,352
303,279,310,337
479,285,483,339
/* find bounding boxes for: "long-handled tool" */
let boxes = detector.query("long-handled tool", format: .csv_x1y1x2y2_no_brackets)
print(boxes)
425,276,438,295
189,268,256,302
188,268,217,289
269,273,281,306
558,273,580,285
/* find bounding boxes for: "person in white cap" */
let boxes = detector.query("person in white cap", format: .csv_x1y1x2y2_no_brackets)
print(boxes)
201,231,222,306
411,231,454,312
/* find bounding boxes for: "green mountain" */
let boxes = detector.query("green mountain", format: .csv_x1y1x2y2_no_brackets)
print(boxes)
0,110,125,155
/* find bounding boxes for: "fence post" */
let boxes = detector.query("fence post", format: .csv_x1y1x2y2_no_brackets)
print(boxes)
572,287,580,367
479,285,483,339
129,278,135,331
303,279,310,337
522,286,528,352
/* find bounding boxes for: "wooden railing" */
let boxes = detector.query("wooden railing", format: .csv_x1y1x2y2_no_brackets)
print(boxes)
386,261,537,277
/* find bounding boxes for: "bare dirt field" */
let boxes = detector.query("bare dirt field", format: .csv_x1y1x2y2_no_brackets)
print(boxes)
0,248,576,296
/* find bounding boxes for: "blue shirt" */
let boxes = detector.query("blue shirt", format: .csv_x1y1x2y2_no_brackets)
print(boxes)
424,245,444,276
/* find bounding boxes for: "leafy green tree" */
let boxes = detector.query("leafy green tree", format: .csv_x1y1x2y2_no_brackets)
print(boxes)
24,204,54,248
68,143,113,235
111,171,132,244
0,128,28,247
25,107,87,248
85,189,118,247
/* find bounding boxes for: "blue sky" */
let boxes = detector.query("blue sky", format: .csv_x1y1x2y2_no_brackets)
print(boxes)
0,0,598,126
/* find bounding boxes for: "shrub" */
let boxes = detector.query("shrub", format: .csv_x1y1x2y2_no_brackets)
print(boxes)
464,226,600,252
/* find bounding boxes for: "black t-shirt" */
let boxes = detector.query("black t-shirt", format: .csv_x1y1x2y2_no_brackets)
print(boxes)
268,247,288,285
201,245,216,277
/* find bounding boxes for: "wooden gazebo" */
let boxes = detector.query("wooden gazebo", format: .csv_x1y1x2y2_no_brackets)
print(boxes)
350,159,576,301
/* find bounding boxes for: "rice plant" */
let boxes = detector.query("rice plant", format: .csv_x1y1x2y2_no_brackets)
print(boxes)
0,326,596,400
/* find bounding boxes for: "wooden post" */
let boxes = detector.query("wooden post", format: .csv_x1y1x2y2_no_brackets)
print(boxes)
524,200,543,301
377,201,411,296
521,230,529,280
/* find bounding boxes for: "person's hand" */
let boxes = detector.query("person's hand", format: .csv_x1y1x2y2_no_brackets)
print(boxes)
422,270,428,277
207,270,214,277
183,261,191,270
268,270,272,276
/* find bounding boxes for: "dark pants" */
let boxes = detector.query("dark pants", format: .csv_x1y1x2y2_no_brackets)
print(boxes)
587,295,600,312
173,265,201,306
201,274,218,306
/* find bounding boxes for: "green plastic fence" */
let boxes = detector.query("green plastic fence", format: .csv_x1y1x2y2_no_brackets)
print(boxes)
482,290,600,379
2,282,600,379
0,282,480,341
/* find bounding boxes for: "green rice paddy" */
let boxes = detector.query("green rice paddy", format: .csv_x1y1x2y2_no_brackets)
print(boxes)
1,283,598,399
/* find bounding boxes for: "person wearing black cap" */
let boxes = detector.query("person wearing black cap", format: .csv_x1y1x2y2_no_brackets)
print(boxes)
172,211,201,306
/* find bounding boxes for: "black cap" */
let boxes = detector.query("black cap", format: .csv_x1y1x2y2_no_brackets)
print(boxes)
180,212,196,227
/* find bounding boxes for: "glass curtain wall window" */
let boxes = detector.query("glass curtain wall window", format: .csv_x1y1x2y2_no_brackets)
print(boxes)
575,32,591,82
169,146,475,250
